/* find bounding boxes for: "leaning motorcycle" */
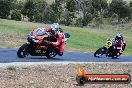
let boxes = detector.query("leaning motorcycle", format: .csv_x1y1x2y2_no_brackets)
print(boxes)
94,39,123,58
17,29,70,58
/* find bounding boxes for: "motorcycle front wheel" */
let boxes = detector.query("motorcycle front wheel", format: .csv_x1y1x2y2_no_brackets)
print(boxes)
17,43,29,58
94,47,106,57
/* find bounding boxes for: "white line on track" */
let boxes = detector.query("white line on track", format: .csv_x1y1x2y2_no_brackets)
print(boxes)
0,62,132,68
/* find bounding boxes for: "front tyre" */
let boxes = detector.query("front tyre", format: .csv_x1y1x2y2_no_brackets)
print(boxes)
17,43,29,58
94,47,106,57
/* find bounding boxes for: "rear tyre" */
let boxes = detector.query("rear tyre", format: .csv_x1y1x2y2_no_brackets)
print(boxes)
46,49,57,58
17,43,29,58
111,49,119,59
94,47,106,57
112,55,118,59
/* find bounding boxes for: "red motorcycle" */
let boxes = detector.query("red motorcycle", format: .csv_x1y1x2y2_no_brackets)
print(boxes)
17,28,70,58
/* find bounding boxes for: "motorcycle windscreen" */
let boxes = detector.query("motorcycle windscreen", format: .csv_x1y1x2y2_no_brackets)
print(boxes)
35,28,47,36
64,33,70,38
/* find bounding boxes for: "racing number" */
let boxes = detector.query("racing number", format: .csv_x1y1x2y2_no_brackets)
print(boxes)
106,41,112,47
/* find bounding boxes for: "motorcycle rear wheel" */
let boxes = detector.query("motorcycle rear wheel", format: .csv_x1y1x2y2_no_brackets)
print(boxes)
46,49,58,58
111,55,118,59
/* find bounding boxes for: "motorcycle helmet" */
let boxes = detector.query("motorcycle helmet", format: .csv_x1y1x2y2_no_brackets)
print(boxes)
50,23,60,35
116,32,123,40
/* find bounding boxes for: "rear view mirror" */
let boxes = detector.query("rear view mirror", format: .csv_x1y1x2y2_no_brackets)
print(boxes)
64,33,70,38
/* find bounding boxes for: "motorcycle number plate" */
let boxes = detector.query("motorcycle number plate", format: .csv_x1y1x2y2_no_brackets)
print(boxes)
106,41,112,47
36,50,41,53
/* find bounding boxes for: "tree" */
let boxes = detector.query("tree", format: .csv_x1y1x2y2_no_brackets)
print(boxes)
11,9,21,21
91,0,108,25
61,10,71,26
65,0,76,25
34,13,43,22
76,0,108,26
81,0,94,26
22,0,36,21
22,0,47,22
50,0,63,22
109,0,131,22
130,1,132,7
14,1,24,10
92,0,108,12
34,0,47,22
0,0,15,19
43,6,55,23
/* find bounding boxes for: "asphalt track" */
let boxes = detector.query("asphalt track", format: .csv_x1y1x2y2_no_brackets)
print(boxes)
0,48,132,64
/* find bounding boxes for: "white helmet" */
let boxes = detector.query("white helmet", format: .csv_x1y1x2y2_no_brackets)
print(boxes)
50,23,60,35
50,23,59,31
116,32,123,40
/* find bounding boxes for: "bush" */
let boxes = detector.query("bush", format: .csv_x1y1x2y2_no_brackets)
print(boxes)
75,17,83,27
34,13,43,22
11,9,21,21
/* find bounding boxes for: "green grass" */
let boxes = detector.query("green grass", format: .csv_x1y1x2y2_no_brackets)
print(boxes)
0,19,132,56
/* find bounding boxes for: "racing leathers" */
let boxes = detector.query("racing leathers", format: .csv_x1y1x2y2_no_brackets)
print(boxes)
111,37,126,56
52,31,65,56
44,27,65,56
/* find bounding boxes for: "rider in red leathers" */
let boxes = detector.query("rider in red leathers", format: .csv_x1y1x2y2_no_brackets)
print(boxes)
45,23,65,56
112,32,126,56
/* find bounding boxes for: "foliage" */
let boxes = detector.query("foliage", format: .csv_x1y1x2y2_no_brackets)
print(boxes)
21,0,47,22
65,0,76,26
21,0,36,21
43,6,55,23
50,0,63,22
109,0,131,21
0,0,16,19
11,9,21,21
0,0,132,26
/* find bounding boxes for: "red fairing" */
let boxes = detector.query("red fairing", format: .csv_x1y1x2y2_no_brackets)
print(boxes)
45,27,51,32
32,29,48,44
